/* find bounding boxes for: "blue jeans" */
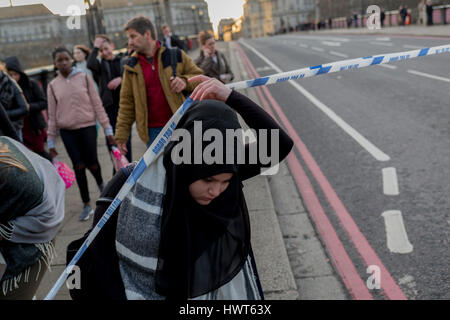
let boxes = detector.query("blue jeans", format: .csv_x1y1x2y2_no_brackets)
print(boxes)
147,127,164,148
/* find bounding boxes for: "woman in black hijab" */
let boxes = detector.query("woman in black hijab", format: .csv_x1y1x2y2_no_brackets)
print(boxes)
73,75,293,300
155,75,294,299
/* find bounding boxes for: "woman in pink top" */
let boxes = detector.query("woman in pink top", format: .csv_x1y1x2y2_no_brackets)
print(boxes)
47,47,116,221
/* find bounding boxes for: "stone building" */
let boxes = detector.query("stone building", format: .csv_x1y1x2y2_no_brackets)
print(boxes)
0,0,212,68
241,0,315,38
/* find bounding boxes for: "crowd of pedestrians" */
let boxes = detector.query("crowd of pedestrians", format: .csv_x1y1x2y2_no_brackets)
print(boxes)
0,14,294,300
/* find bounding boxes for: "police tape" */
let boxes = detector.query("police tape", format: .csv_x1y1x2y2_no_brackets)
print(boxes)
44,43,450,300
228,44,450,90
44,97,195,300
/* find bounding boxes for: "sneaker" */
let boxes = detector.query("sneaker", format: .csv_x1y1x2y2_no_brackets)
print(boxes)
98,182,105,193
79,205,94,221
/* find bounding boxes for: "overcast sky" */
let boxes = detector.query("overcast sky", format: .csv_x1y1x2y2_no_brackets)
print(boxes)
0,0,245,31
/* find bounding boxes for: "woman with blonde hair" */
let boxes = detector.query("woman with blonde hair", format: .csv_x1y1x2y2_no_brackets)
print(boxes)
194,31,234,83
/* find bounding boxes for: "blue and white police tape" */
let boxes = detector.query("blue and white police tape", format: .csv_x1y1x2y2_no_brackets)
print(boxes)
45,43,450,300
44,97,195,300
228,44,450,90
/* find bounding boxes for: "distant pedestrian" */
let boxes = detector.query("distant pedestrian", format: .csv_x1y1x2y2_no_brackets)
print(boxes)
353,12,358,28
73,44,98,91
0,63,28,142
380,8,386,27
194,31,234,84
0,135,65,300
400,5,408,26
87,35,132,168
161,25,186,50
47,46,116,221
426,0,434,25
5,56,51,161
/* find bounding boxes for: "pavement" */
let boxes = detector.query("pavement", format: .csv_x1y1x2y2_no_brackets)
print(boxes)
35,41,347,300
307,24,450,38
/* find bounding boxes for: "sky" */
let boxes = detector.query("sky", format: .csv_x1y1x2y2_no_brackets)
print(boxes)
205,0,245,32
0,0,246,31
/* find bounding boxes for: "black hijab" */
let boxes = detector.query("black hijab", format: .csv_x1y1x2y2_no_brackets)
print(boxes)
155,99,251,299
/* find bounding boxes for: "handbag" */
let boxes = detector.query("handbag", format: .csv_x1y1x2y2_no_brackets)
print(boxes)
53,159,75,189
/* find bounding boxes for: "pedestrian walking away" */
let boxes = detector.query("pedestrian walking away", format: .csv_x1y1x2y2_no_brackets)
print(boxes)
5,56,51,162
194,30,234,84
0,63,28,142
161,25,186,51
0,135,65,300
87,34,132,167
47,46,116,221
66,75,294,300
115,16,203,154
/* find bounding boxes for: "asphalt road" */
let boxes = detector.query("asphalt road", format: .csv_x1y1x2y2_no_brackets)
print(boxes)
238,33,450,300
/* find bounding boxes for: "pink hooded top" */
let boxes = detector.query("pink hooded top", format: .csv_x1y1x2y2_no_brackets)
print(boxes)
46,69,112,148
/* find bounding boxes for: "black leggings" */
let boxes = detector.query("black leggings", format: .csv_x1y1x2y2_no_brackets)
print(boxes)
60,126,103,204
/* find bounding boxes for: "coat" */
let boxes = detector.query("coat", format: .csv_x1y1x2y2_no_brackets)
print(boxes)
194,50,234,83
5,56,47,135
115,43,203,144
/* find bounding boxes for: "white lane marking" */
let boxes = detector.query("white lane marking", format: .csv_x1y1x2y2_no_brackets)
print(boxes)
298,43,309,48
312,46,325,52
403,44,422,49
381,211,413,254
322,41,342,47
379,64,398,70
256,66,273,72
382,167,399,195
407,69,450,83
375,37,391,41
329,51,349,58
370,42,394,47
290,36,350,42
239,41,391,162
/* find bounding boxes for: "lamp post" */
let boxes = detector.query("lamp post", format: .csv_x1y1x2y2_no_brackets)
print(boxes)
84,0,106,46
191,5,198,35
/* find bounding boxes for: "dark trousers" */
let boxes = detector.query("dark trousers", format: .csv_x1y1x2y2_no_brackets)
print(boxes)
60,126,103,204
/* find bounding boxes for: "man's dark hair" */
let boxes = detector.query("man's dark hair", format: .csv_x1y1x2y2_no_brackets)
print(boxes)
52,46,72,61
124,16,157,40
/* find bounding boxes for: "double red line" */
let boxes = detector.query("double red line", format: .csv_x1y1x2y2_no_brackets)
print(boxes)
235,42,407,300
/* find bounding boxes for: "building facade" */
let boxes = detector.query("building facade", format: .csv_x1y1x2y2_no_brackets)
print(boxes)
242,0,315,38
0,0,212,68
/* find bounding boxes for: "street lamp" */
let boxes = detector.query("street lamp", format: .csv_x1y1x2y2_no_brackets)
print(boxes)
191,5,198,35
84,0,106,46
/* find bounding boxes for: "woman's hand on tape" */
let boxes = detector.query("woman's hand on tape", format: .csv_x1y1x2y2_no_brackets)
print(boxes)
189,75,232,102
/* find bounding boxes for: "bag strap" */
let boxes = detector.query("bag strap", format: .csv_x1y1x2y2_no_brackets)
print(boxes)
169,48,178,78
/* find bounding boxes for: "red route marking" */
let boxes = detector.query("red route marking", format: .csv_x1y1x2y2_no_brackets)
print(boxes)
235,42,407,300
